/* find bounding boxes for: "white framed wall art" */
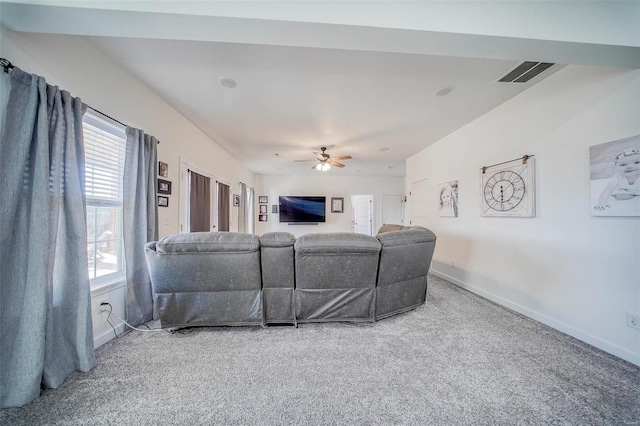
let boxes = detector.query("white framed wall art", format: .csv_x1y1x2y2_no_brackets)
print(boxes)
590,135,640,217
438,180,458,217
480,156,535,217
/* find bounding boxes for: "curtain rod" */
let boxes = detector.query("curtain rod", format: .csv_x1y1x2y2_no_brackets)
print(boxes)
88,107,159,145
1,57,159,144
0,57,13,73
88,106,127,127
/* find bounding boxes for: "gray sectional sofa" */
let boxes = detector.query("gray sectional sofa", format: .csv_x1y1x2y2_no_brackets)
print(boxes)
145,225,436,329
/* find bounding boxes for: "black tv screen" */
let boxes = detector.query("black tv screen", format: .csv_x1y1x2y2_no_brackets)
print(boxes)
279,196,326,223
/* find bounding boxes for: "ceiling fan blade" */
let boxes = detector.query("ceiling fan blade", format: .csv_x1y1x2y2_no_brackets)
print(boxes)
311,164,320,169
329,161,345,168
332,155,352,160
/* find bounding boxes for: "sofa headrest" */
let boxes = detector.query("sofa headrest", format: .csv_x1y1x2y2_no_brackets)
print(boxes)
260,232,296,248
377,224,406,234
294,232,381,254
376,226,436,247
155,232,260,254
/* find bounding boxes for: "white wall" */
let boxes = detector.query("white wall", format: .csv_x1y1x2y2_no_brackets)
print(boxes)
0,27,255,347
254,174,404,237
406,65,640,365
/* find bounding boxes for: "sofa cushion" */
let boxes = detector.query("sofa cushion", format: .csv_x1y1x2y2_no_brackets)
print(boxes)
155,232,259,254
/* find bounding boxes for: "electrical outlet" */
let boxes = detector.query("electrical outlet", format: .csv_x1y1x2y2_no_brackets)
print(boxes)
99,301,109,312
627,312,640,330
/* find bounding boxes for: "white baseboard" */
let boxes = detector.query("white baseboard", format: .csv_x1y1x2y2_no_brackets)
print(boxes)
94,323,127,349
430,269,640,367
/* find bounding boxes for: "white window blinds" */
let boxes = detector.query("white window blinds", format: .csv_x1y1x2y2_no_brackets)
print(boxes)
83,112,126,206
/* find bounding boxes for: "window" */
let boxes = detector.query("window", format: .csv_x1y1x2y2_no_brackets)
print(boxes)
83,111,126,284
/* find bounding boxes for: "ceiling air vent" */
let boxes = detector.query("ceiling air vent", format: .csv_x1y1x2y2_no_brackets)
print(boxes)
498,61,555,83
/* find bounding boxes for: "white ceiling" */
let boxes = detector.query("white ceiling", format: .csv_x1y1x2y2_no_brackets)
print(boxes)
1,1,638,177
90,37,541,176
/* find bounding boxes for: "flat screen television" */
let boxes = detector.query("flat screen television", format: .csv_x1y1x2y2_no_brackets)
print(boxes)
279,196,326,223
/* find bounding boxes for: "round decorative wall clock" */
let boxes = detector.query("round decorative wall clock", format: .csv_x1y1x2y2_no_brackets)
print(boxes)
481,157,535,217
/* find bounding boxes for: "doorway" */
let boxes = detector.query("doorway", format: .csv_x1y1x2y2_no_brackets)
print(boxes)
179,159,230,233
351,195,373,235
409,178,429,226
381,194,404,226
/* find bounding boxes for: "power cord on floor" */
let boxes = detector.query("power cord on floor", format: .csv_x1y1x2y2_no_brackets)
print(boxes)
103,303,121,338
100,303,164,337
170,328,194,335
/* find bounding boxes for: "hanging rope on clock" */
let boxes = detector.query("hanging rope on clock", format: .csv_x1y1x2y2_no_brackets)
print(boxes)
481,154,534,174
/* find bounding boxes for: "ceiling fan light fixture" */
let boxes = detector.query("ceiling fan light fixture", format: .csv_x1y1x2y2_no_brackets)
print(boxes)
304,147,351,171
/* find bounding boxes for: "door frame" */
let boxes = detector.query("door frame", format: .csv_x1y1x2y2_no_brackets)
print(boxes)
350,194,373,235
179,158,225,233
409,178,430,226
381,193,405,226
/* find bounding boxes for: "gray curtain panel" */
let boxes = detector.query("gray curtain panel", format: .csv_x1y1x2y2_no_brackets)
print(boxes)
238,183,255,234
247,186,255,234
124,127,158,326
217,181,230,232
238,182,248,233
0,67,96,408
189,170,211,232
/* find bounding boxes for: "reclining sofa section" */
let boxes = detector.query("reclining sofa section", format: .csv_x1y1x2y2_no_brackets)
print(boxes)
295,233,381,323
145,226,436,329
145,233,263,328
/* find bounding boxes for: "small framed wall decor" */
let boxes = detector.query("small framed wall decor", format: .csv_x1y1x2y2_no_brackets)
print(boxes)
158,161,168,177
331,197,344,213
233,194,240,207
158,179,172,195
259,214,268,222
438,180,458,217
259,196,268,204
259,205,268,214
158,196,169,207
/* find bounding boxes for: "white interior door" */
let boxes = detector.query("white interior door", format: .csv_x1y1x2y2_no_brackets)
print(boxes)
409,179,430,226
382,194,404,226
351,195,373,235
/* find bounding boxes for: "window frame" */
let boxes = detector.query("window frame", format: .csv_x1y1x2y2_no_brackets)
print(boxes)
83,110,127,289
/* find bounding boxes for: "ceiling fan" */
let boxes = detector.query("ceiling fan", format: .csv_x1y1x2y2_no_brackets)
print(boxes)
295,147,352,171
